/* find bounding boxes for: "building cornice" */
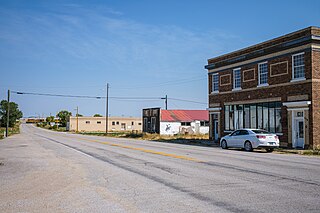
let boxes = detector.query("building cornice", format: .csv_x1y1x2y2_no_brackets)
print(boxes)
208,44,313,74
206,28,320,71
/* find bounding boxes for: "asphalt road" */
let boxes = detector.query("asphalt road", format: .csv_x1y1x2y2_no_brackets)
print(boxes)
1,124,320,213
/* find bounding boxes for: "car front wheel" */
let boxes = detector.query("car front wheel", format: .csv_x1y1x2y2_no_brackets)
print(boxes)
244,141,253,152
221,140,228,149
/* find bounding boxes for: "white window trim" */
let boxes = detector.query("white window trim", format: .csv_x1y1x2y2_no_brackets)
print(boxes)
291,52,305,81
232,68,242,90
211,73,219,94
258,61,269,86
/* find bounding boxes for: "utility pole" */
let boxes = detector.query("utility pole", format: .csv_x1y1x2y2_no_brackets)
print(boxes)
165,95,168,110
105,83,109,135
161,95,168,110
76,106,79,133
6,90,10,137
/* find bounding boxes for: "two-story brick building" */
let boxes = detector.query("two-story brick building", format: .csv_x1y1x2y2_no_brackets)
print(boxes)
205,26,320,149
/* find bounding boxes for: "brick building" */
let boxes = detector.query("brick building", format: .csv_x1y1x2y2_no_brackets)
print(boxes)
205,26,320,149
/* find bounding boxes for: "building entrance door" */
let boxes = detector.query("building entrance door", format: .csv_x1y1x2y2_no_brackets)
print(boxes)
294,119,304,148
213,120,219,141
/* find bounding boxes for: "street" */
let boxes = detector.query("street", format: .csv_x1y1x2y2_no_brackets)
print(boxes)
1,124,320,213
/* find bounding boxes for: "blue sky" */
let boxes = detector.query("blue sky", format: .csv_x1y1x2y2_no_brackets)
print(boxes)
0,0,319,118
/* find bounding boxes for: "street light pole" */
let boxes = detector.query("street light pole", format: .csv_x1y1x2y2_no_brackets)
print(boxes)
105,83,109,135
6,89,10,137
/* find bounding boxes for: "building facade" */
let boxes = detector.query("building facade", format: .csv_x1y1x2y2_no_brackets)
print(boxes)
142,108,209,135
205,26,320,149
68,116,142,132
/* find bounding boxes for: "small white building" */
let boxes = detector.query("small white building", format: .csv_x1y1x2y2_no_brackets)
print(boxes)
142,108,209,135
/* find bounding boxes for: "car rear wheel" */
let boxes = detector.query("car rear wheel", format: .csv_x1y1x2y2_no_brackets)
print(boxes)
266,148,274,153
244,141,253,152
221,140,228,149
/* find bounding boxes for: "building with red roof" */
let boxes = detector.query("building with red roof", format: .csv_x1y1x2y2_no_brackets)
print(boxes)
142,108,209,135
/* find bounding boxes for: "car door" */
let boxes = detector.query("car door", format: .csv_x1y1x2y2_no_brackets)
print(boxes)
238,130,250,148
228,130,240,147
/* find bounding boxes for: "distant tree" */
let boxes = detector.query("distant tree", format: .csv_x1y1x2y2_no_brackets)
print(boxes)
76,114,83,117
93,114,103,117
0,100,23,127
56,110,72,127
46,116,55,123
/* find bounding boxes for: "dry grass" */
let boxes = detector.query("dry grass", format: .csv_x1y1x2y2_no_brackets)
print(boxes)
0,123,20,139
79,131,213,146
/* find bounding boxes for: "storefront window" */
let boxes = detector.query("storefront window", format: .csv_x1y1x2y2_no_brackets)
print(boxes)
263,103,269,131
250,105,257,129
275,102,282,132
237,105,244,129
224,102,282,133
269,102,275,133
257,103,263,129
230,106,234,130
224,106,230,130
244,104,250,128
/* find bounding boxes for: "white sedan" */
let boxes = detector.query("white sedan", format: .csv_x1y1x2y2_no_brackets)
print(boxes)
220,129,280,152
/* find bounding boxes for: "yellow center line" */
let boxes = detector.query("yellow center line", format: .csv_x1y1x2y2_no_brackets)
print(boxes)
62,134,203,163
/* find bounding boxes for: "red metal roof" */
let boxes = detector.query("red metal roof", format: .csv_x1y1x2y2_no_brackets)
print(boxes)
160,110,209,122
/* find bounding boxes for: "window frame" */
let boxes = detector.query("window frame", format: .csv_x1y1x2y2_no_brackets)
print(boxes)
232,68,242,90
258,61,269,86
291,52,306,81
212,73,219,93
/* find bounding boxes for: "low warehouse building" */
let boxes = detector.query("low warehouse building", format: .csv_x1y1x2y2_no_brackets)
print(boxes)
68,116,142,132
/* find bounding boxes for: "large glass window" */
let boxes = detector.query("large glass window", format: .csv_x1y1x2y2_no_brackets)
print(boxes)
250,105,257,129
257,104,263,129
230,106,234,130
233,68,241,89
224,102,282,133
237,105,243,129
275,102,282,133
269,102,275,133
292,52,305,79
244,104,250,128
263,103,269,131
224,106,230,130
258,62,268,85
212,73,219,92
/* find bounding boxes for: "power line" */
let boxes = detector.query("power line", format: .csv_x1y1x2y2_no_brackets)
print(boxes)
11,90,207,106
11,91,104,99
11,91,163,100
168,98,207,105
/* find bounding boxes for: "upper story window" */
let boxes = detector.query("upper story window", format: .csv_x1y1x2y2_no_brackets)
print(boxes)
292,52,305,80
258,62,268,86
233,68,241,90
212,73,219,93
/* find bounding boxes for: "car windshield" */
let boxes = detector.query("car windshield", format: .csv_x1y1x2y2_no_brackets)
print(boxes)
252,129,270,134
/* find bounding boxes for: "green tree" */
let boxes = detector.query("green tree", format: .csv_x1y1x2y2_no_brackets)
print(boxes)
0,100,23,127
76,113,83,117
56,110,72,127
46,116,55,123
93,114,103,117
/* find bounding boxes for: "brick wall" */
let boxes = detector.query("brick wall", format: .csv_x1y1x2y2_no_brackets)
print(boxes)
311,50,320,149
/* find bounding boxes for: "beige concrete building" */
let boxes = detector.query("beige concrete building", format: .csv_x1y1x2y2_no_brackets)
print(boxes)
68,116,142,132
